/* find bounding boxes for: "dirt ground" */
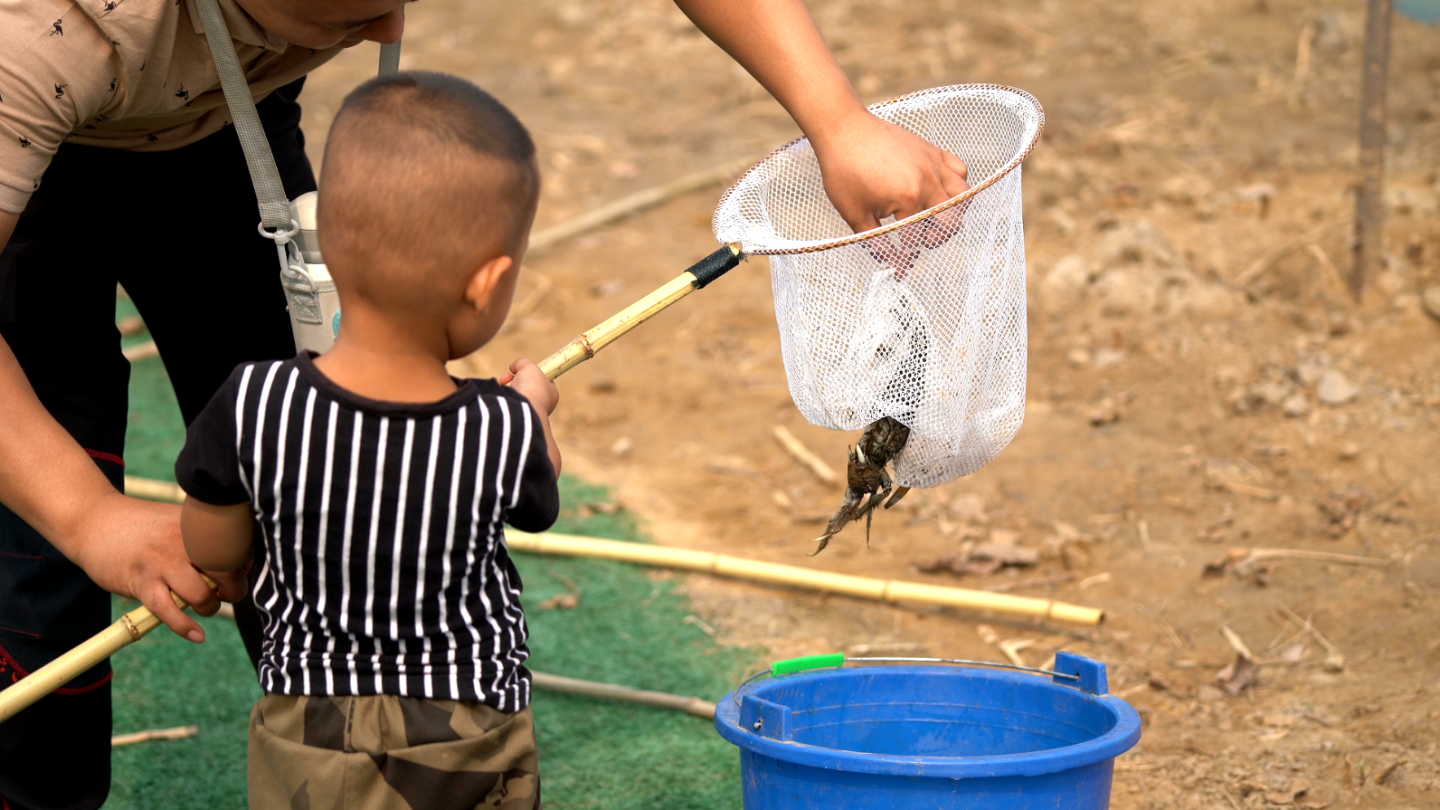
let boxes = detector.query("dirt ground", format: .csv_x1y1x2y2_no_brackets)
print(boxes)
297,1,1440,806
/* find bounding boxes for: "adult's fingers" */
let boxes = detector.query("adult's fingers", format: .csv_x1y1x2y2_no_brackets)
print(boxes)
170,564,221,617
141,580,206,643
940,157,971,200
845,208,883,236
942,151,971,185
205,568,249,605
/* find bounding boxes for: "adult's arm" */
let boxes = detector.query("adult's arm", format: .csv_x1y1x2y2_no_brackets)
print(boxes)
672,0,971,233
0,210,239,643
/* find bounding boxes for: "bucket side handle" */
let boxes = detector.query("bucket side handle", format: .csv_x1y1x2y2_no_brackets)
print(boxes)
1052,651,1109,695
740,695,794,741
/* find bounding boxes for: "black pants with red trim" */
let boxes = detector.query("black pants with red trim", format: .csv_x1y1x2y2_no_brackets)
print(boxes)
0,80,312,810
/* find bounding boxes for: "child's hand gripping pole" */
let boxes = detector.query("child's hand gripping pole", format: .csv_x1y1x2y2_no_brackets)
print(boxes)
0,574,219,724
538,243,744,380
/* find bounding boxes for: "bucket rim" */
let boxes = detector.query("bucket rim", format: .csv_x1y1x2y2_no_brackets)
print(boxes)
714,664,1141,779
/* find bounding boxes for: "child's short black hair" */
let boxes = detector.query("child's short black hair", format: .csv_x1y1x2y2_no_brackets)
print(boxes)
339,71,538,201
317,71,540,305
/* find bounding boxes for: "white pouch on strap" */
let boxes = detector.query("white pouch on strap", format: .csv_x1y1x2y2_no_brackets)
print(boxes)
283,192,342,351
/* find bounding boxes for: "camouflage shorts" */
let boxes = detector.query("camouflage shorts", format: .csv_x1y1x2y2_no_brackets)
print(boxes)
248,694,540,810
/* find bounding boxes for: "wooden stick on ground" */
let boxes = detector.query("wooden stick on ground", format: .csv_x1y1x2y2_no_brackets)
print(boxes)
112,725,199,748
530,671,716,719
975,624,1036,668
1280,607,1346,672
1228,546,1389,574
527,159,753,255
982,573,1077,593
196,600,717,719
507,531,1104,625
771,425,839,485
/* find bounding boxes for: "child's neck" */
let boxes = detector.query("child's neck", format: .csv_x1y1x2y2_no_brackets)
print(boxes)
312,311,459,404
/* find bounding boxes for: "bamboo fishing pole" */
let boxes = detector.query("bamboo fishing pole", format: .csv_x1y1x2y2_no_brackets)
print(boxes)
507,531,1104,626
0,575,216,724
0,244,746,725
538,242,742,379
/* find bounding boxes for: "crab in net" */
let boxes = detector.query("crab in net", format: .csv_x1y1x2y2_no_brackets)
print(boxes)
811,415,912,555
811,245,940,555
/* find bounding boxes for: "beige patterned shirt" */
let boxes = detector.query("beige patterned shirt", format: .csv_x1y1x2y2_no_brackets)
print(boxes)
0,0,343,213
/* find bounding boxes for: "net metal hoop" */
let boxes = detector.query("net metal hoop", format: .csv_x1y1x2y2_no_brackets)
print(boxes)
713,84,1044,256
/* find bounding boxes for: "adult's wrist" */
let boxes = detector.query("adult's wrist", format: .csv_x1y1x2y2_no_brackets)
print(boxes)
803,102,880,157
791,93,871,150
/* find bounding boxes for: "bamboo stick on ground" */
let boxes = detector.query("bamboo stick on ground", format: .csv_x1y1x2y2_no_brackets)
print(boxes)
530,671,716,719
112,725,199,747
122,340,160,362
192,605,716,718
124,476,187,504
507,531,1104,625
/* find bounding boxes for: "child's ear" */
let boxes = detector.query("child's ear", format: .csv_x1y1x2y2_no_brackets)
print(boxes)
463,255,514,316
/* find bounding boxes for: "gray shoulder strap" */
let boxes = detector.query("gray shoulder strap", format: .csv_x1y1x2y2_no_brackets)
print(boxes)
193,0,291,231
194,0,403,230
379,41,402,75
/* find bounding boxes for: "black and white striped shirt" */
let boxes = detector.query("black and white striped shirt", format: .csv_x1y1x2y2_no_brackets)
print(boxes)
176,353,558,710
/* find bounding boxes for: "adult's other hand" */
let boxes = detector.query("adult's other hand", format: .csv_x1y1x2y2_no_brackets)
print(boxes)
812,111,971,236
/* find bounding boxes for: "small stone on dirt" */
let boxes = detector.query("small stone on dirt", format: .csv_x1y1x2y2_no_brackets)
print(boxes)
1295,359,1327,386
1316,369,1359,405
947,493,988,523
1042,254,1090,309
1282,393,1311,418
1248,379,1294,408
1094,347,1125,368
1089,397,1121,425
1337,441,1361,461
1422,285,1440,322
591,279,625,296
610,436,633,456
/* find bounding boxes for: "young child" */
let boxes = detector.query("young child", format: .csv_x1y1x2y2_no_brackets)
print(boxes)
175,72,558,809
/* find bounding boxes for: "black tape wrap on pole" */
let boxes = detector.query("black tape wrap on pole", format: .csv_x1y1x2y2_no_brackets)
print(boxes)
688,244,744,289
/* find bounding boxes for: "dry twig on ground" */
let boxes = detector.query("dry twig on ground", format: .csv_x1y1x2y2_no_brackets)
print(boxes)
771,425,838,485
111,725,199,747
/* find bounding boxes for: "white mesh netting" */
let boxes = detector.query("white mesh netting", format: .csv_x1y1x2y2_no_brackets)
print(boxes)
713,85,1043,489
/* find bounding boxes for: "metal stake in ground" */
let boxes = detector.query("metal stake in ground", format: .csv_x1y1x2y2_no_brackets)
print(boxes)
1353,0,1393,300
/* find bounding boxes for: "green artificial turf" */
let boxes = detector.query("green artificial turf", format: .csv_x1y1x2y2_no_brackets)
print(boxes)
106,308,750,809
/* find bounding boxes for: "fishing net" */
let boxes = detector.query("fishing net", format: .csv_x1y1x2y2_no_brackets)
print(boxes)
713,85,1043,489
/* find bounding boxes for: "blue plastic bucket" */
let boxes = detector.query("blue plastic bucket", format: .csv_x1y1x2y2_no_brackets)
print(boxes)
714,652,1141,809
